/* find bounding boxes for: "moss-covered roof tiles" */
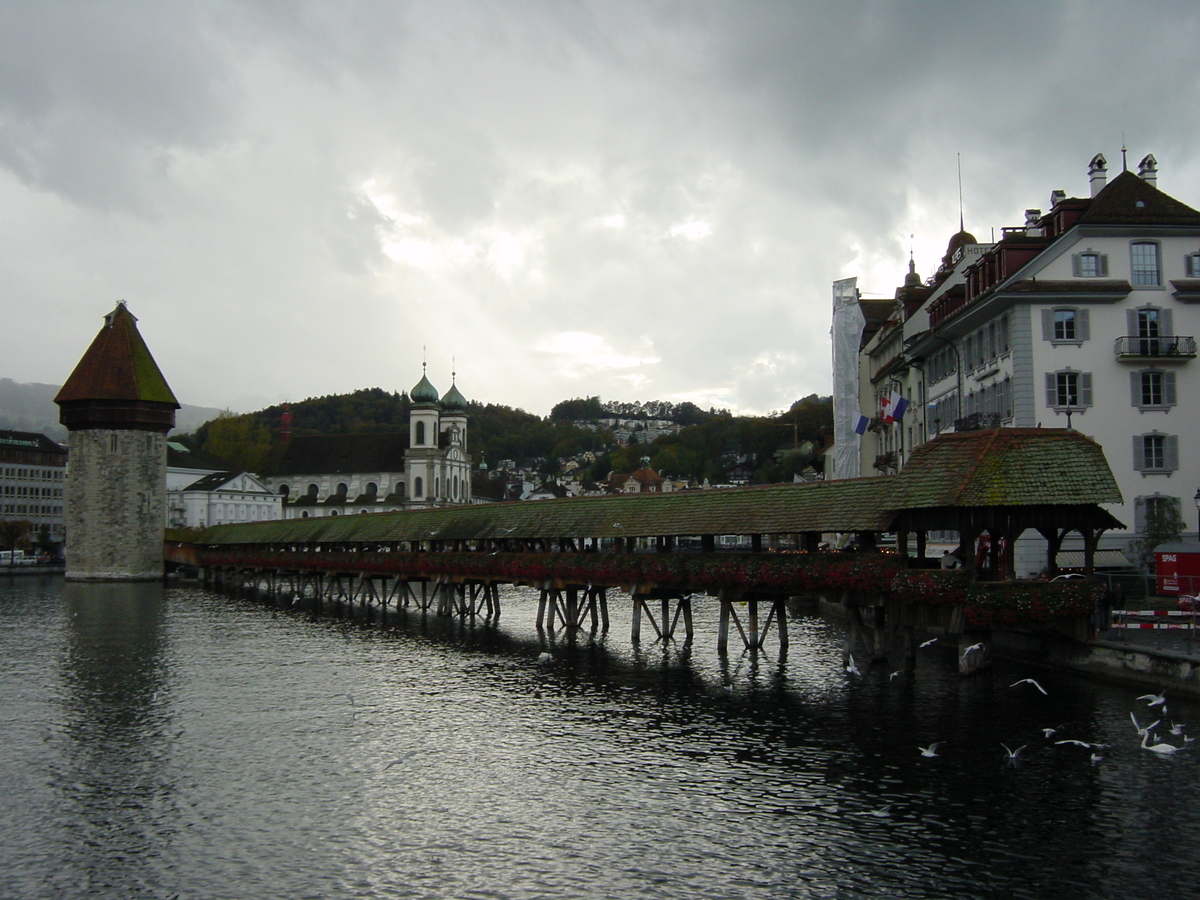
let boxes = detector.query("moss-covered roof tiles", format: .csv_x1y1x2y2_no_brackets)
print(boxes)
194,429,1123,547
54,303,179,407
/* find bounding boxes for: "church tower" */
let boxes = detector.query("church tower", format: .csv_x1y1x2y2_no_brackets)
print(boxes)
54,303,179,581
406,364,441,506
439,375,471,505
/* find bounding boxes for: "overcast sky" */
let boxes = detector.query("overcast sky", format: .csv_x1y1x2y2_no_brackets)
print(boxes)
3,1,1199,420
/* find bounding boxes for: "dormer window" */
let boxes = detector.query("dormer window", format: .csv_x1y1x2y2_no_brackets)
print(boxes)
1072,250,1108,278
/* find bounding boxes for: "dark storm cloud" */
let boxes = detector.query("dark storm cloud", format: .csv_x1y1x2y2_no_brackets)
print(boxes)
3,1,1200,416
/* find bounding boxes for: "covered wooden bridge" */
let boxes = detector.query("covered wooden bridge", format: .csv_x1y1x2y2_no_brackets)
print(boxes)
180,428,1123,656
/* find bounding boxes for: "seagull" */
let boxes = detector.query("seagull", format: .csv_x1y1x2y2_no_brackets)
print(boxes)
612,522,624,529
889,671,901,681
384,750,419,770
1001,743,1027,760
845,654,862,677
960,642,984,663
1042,727,1059,739
1169,722,1186,736
1090,752,1104,764
1131,714,1160,738
1011,678,1048,695
1055,739,1093,748
918,742,944,758
918,638,938,648
536,652,553,664
1137,691,1167,707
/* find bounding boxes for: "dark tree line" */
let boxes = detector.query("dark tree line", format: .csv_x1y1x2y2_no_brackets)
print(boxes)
184,389,832,484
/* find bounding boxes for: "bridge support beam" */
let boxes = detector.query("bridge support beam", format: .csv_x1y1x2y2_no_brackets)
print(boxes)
717,589,788,655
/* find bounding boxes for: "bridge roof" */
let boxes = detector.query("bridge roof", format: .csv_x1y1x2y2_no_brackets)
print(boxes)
889,428,1122,509
198,477,895,545
195,429,1122,546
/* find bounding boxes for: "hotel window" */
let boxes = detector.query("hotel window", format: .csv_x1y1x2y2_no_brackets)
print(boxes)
1131,241,1162,286
1131,369,1176,409
1072,250,1108,277
1044,369,1093,409
1042,307,1089,344
1133,433,1178,474
1135,494,1181,534
1187,253,1200,278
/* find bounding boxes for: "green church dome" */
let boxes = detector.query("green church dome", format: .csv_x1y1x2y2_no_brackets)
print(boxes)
411,369,440,404
441,381,468,411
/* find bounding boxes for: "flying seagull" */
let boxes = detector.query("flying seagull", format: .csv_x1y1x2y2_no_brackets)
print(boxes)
1011,678,1048,695
1137,691,1167,707
960,643,984,663
918,742,944,758
845,654,862,677
918,638,938,648
1001,743,1027,760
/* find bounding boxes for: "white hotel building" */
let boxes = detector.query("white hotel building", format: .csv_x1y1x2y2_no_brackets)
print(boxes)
853,153,1200,574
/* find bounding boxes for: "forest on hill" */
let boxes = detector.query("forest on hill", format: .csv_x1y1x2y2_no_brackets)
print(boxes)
186,388,833,485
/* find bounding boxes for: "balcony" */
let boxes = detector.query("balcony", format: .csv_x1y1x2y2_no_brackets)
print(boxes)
1113,335,1197,360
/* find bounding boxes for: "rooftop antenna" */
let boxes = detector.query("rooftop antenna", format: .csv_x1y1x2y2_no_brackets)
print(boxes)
957,153,964,233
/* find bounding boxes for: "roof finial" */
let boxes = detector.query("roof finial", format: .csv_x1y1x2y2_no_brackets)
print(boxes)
1121,134,1128,172
957,153,964,233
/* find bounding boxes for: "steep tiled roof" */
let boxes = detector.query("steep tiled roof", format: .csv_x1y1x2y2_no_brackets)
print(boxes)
259,432,409,476
1078,170,1200,227
889,428,1122,509
54,303,179,406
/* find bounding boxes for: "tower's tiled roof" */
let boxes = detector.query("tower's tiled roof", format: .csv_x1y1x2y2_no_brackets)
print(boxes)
54,303,179,407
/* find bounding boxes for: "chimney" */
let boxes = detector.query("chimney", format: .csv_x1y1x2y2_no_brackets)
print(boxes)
1050,189,1066,208
1024,209,1043,236
1088,153,1108,197
1138,153,1158,187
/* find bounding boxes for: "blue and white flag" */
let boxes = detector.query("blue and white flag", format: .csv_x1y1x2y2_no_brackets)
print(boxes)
854,414,870,435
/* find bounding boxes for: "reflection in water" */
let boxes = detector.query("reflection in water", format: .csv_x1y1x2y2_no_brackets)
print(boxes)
0,578,1198,899
57,582,175,896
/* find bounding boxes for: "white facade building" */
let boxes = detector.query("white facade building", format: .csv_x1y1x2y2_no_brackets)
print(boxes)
853,153,1200,573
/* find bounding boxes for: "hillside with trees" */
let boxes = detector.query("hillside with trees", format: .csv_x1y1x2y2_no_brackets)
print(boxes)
183,388,832,484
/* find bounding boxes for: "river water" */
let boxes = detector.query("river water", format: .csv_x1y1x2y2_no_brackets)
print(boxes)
2,574,1199,899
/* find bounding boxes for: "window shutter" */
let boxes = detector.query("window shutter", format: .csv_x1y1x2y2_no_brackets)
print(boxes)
1133,436,1145,471
1071,254,1082,277
1080,372,1093,407
1165,435,1179,472
1042,309,1054,341
1164,371,1177,406
1131,372,1143,407
1127,308,1139,336
1135,498,1147,534
1045,372,1057,407
1098,254,1109,276
1077,308,1090,341
1160,308,1174,337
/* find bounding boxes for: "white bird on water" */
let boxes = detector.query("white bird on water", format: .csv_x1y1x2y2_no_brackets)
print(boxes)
1011,678,1048,695
918,742,944,758
1141,733,1186,755
1137,691,1167,707
536,652,553,664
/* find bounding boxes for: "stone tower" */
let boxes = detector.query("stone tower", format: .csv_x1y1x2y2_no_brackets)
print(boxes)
54,302,180,581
